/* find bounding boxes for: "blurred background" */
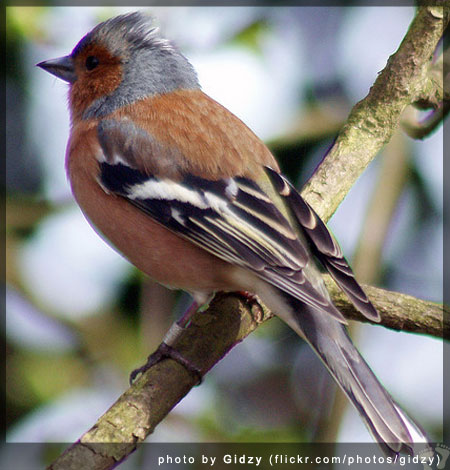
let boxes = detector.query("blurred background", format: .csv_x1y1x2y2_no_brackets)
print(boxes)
5,5,444,468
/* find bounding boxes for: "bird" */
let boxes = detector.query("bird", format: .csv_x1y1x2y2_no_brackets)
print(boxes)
37,11,428,456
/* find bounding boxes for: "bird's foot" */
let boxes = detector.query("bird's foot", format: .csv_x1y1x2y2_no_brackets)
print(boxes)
129,342,203,385
235,291,265,320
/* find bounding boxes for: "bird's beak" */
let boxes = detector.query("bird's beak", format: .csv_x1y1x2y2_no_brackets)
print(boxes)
37,55,77,83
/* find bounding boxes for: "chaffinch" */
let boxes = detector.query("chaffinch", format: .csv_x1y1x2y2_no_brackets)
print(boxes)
37,12,427,455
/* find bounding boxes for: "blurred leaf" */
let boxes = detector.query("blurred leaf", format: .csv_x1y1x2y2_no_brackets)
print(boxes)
228,19,269,54
7,7,49,42
76,311,141,372
6,197,55,236
7,351,88,408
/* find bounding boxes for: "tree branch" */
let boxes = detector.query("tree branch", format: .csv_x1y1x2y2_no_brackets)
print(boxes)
301,4,447,220
324,277,446,338
48,285,446,470
47,5,448,470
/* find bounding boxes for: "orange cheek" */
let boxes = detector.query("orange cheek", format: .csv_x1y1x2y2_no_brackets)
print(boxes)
69,64,123,120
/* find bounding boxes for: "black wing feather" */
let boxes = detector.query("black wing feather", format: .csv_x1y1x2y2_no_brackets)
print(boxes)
265,166,380,322
98,161,346,322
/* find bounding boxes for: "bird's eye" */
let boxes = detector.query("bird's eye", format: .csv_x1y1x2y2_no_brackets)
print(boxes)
85,56,99,71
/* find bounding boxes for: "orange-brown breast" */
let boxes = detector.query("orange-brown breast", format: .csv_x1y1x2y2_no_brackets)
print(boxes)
66,89,280,293
65,119,244,293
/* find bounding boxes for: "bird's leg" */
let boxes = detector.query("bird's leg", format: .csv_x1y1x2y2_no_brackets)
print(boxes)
235,290,259,303
129,300,203,385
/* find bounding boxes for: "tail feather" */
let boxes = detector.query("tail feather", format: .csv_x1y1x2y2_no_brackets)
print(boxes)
258,167,429,455
266,289,427,456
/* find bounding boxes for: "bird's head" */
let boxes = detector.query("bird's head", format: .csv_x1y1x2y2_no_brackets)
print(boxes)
37,12,199,121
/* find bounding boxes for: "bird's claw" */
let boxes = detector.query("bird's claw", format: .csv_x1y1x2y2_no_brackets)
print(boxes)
129,342,203,385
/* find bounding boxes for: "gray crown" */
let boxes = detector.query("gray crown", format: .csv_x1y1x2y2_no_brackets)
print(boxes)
75,12,200,119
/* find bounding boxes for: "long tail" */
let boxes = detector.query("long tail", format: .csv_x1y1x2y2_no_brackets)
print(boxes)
268,291,429,457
